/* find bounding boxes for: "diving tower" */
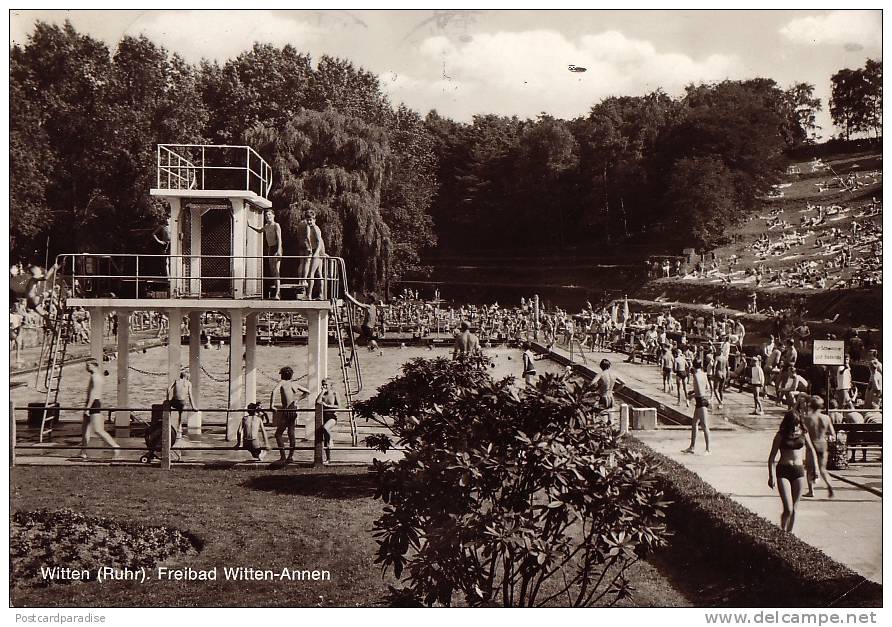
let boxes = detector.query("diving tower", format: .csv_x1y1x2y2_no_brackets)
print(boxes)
53,144,357,443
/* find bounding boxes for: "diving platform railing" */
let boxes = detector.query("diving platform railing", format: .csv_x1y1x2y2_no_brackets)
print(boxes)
54,253,348,303
155,144,272,200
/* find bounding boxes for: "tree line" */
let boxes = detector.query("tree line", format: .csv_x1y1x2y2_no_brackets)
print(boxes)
10,20,881,294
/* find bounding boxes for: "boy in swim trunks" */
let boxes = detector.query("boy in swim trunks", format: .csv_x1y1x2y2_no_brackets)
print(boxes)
166,367,195,437
315,378,340,464
249,209,283,299
270,366,309,462
802,396,835,498
236,402,269,461
682,359,712,455
78,359,120,459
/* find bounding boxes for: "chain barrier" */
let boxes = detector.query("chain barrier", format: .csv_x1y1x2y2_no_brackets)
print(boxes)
128,365,168,377
200,363,230,383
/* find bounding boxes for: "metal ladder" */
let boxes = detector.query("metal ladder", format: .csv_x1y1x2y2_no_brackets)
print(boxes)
331,302,362,446
37,306,74,442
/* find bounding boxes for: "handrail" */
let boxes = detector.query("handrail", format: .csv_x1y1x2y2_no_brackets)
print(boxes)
12,404,354,414
155,144,272,199
53,253,344,301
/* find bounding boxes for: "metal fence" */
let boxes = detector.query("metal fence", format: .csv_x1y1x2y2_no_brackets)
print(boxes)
10,404,373,469
54,253,348,301
156,144,272,199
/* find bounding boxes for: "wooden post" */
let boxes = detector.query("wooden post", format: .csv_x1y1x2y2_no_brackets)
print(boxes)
619,404,630,435
227,309,244,441
116,311,131,433
168,198,182,296
314,403,324,467
89,308,104,365
245,313,257,405
826,368,831,414
231,199,247,299
190,203,202,296
10,401,16,467
161,403,171,470
188,311,203,434
167,309,182,390
306,308,329,444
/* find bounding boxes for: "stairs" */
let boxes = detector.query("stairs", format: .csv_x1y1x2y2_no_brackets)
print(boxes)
331,302,362,445
37,307,74,442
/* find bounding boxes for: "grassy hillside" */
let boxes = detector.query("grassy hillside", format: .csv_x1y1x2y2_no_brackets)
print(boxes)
636,149,882,328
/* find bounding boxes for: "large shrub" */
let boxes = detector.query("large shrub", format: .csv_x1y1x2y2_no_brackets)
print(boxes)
357,357,669,607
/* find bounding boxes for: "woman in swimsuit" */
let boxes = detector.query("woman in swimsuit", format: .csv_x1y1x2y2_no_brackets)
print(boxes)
768,408,819,532
315,378,340,464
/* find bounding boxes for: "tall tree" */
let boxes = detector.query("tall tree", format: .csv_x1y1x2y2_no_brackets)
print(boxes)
9,76,55,259
862,59,882,138
380,105,438,280
199,43,313,143
785,82,822,143
246,110,392,294
512,115,579,247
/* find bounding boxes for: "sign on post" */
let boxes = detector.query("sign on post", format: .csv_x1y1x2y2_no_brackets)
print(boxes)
813,340,845,366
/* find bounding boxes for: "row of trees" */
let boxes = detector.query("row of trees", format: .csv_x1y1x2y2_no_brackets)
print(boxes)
427,79,822,252
830,59,882,140
11,21,436,293
10,20,878,293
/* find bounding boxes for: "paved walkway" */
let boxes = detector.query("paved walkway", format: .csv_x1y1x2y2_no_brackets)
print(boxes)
636,430,882,585
543,341,882,585
543,342,785,430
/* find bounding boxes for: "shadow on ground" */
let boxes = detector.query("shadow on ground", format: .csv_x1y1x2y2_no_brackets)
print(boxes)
242,472,377,500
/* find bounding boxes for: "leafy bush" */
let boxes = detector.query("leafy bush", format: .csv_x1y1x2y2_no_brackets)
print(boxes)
356,357,669,607
11,509,199,589
626,439,882,607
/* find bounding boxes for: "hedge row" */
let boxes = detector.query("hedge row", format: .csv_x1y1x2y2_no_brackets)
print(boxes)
627,438,882,607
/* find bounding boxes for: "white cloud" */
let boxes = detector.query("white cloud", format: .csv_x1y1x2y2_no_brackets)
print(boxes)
779,10,881,50
382,29,744,121
128,10,324,63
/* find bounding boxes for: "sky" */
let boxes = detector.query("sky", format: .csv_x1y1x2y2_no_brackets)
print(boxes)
9,9,883,138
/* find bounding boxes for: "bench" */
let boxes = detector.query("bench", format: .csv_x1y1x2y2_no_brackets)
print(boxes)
836,423,882,462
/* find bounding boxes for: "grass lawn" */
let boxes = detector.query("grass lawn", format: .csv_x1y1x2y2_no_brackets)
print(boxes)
11,465,690,607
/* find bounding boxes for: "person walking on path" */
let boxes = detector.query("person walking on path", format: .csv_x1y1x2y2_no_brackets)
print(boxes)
802,396,835,499
749,355,766,415
660,344,674,394
270,366,310,463
712,350,729,408
682,359,712,455
521,342,539,387
768,410,819,532
78,359,120,459
673,348,690,408
594,359,616,411
167,367,195,437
